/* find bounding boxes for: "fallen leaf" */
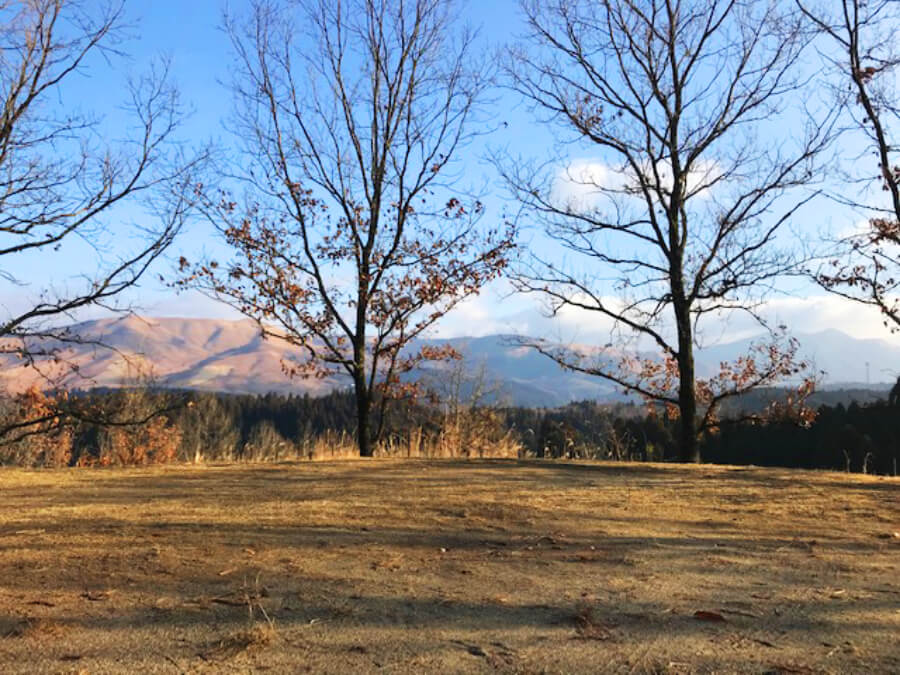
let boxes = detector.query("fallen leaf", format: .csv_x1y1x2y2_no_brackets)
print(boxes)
450,640,488,658
719,607,760,618
211,596,247,607
764,664,817,674
693,610,727,622
81,591,110,602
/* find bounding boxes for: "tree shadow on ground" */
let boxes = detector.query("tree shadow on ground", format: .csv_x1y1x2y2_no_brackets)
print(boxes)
0,459,897,672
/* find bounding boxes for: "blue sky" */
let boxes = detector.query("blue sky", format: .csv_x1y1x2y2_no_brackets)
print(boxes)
3,0,544,325
2,0,895,355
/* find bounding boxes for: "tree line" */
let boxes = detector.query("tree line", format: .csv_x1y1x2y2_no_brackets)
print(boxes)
2,386,896,476
509,396,900,476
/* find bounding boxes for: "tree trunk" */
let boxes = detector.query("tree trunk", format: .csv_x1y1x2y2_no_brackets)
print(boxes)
354,261,371,457
674,300,700,463
355,379,373,457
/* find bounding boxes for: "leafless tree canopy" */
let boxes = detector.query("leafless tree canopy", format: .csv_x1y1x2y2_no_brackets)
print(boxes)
503,0,832,461
181,0,514,456
0,0,204,444
799,0,900,331
0,0,200,369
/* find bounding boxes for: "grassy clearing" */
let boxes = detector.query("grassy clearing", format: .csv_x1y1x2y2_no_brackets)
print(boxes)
0,459,897,673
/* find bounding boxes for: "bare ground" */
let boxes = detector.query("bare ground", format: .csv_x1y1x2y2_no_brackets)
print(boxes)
0,459,897,674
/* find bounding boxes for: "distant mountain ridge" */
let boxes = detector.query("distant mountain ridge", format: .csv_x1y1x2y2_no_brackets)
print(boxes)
1,316,897,406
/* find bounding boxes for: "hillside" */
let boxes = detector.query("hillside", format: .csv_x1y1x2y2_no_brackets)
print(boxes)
1,316,898,405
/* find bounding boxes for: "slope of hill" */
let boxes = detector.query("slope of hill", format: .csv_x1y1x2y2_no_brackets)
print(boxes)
1,316,897,405
0,316,339,397
699,328,900,384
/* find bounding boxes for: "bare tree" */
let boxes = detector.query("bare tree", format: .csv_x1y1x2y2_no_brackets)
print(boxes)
502,0,831,462
0,1,202,442
0,0,198,380
798,0,900,332
179,0,514,457
426,358,519,458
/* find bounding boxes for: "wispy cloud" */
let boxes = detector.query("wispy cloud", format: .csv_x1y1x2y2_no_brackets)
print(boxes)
552,157,722,210
430,283,895,345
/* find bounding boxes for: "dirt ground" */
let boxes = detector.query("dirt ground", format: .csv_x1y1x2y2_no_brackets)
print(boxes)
0,459,897,674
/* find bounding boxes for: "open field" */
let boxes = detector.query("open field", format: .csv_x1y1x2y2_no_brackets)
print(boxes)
0,460,897,674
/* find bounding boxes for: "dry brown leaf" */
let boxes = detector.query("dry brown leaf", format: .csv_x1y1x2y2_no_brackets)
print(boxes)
81,590,110,602
693,610,727,622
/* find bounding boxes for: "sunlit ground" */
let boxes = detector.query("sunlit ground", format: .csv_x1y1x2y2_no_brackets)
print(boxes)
0,459,897,673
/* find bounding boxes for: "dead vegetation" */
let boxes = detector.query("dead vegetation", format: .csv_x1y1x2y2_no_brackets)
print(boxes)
0,459,897,673
572,602,614,641
4,617,67,640
200,623,277,662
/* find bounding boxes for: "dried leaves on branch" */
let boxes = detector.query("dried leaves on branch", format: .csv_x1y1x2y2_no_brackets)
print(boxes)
179,0,515,456
0,386,183,468
502,0,831,461
799,0,900,331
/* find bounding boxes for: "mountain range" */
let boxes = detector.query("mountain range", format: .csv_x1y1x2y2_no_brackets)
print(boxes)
1,316,897,406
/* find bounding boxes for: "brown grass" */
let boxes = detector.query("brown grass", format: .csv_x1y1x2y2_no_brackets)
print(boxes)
4,617,67,640
572,602,614,641
0,459,897,673
200,623,278,662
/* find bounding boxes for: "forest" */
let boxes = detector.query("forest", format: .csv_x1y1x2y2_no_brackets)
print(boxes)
3,386,896,475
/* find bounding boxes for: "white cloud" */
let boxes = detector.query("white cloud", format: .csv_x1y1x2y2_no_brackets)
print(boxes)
835,218,874,239
552,157,722,210
432,284,897,347
756,295,892,341
430,281,534,338
551,160,625,209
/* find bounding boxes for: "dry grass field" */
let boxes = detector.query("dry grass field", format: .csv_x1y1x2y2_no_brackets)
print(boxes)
0,459,897,674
